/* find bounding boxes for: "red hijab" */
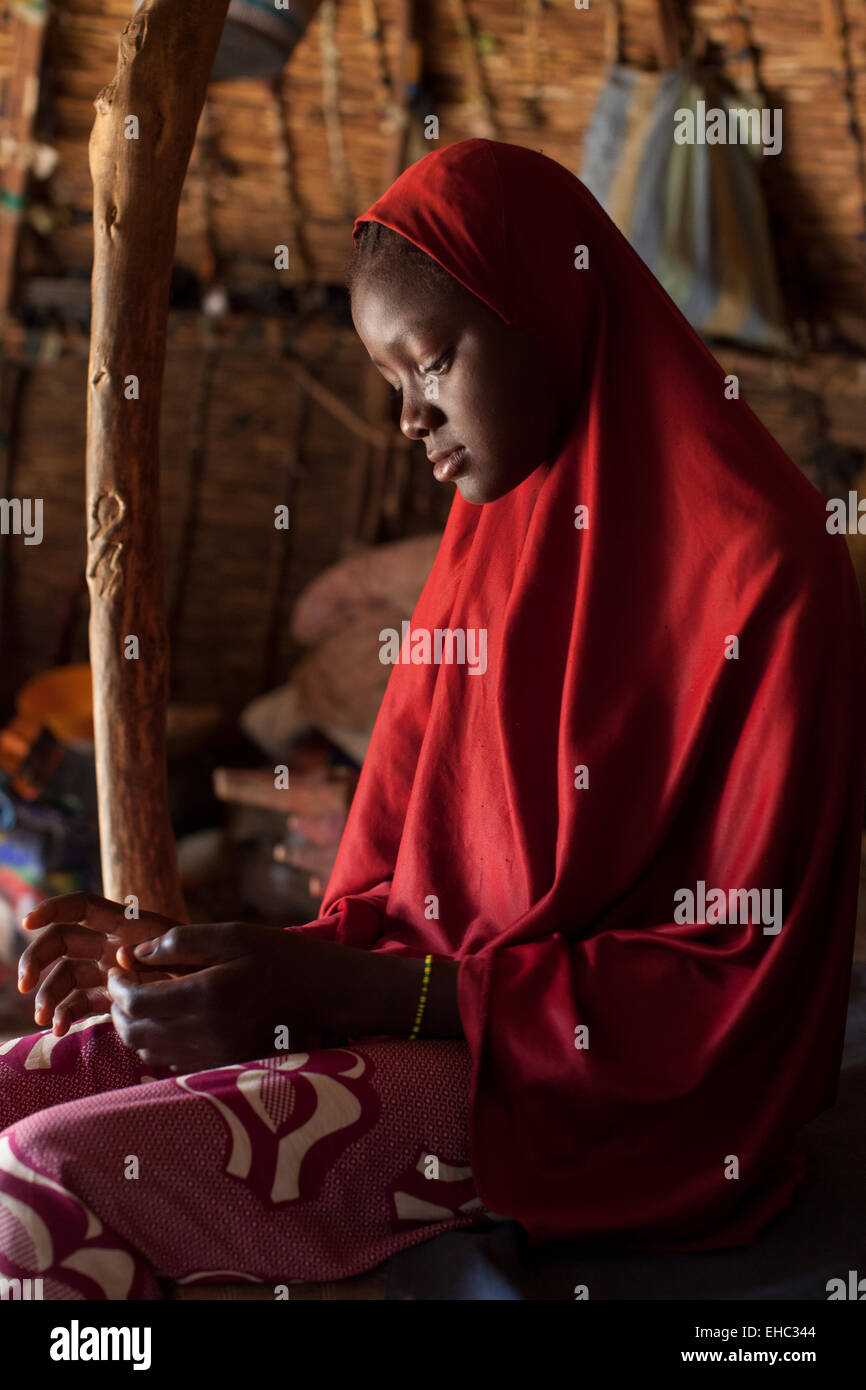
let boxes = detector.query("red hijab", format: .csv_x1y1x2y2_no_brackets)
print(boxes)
303,140,866,1249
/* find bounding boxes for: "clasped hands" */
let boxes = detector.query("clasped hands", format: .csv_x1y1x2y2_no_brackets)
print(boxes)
16,893,358,1073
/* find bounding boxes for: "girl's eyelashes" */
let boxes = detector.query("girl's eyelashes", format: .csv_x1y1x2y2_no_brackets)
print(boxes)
421,349,453,376
386,349,453,397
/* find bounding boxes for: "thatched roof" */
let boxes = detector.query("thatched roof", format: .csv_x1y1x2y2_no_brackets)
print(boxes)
18,0,866,347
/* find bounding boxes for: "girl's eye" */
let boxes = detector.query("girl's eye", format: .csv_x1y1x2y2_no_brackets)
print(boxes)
386,350,452,398
421,349,453,376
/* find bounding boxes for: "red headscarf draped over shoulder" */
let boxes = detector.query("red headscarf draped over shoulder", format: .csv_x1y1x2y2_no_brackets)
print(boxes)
300,140,866,1249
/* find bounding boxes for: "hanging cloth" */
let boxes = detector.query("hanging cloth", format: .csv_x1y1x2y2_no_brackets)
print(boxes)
579,0,792,351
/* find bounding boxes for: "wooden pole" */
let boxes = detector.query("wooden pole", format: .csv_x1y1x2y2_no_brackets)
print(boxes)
86,0,229,919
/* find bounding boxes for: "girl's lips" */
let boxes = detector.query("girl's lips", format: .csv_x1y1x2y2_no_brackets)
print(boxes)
431,445,468,482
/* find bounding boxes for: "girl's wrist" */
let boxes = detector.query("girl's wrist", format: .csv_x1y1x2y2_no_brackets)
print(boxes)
417,959,462,1038
335,945,463,1039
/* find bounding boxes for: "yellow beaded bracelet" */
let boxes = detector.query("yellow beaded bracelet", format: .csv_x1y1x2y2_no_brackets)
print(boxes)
408,954,433,1040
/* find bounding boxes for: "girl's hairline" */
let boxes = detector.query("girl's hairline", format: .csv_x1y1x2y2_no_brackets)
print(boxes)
349,217,511,328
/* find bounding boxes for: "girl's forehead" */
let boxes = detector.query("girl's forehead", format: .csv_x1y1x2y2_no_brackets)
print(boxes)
353,272,452,329
356,259,476,320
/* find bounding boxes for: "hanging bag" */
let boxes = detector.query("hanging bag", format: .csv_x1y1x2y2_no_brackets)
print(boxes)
579,0,792,351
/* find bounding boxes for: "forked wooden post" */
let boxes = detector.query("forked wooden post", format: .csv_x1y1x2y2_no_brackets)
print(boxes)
86,0,229,918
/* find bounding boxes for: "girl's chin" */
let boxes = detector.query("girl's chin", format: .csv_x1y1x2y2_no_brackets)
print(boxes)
457,472,518,506
455,477,488,505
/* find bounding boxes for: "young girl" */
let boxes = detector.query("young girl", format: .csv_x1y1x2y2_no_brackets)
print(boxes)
1,139,863,1299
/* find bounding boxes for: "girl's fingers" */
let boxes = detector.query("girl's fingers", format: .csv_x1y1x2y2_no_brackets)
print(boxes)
19,926,105,992
130,923,247,969
51,987,112,1036
107,999,198,1063
33,958,103,1024
18,919,182,994
114,947,197,979
22,892,128,935
130,1033,207,1072
18,924,107,992
22,891,179,937
106,965,206,1021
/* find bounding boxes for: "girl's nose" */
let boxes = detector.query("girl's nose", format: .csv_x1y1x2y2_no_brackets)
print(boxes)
400,391,441,441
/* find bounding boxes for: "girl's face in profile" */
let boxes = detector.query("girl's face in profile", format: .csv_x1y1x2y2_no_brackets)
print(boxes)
351,259,573,505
